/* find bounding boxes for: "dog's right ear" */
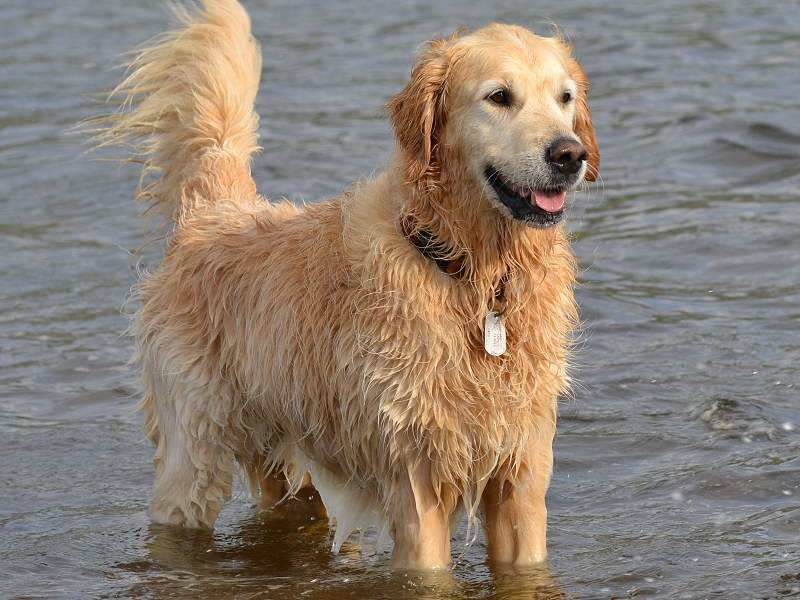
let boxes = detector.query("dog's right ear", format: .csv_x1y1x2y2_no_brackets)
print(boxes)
387,37,456,187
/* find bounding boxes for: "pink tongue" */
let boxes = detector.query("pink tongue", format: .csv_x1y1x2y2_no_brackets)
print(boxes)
533,190,566,213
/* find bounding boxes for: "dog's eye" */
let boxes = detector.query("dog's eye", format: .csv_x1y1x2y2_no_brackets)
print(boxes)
486,89,511,106
561,90,573,104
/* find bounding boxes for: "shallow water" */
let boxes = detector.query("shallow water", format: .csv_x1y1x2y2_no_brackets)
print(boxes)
1,0,799,598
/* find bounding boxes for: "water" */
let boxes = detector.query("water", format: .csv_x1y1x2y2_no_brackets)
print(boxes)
1,0,798,598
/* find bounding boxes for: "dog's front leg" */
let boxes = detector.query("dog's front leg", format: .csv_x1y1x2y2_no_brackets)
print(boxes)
482,430,554,566
389,461,454,570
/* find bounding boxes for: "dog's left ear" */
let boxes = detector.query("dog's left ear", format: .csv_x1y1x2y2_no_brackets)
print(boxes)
387,36,457,186
568,59,600,182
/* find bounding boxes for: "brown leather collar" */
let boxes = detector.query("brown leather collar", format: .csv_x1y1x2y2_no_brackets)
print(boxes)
401,217,509,313
401,217,465,277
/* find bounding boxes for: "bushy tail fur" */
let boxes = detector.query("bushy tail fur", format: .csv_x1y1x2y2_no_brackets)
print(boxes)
96,0,262,223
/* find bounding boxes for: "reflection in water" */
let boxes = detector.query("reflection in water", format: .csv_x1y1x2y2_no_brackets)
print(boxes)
488,565,565,600
116,511,566,599
118,511,334,598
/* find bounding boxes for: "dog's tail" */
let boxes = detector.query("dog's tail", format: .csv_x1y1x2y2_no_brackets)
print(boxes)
96,0,262,223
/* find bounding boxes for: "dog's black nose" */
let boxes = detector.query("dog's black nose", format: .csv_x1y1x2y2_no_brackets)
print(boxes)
546,137,588,175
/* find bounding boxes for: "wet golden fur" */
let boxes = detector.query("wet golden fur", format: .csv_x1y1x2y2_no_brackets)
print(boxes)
98,0,598,569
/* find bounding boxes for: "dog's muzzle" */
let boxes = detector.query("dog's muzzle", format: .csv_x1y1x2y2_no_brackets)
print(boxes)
485,137,587,228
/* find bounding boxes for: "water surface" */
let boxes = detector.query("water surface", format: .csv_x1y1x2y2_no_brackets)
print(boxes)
1,0,799,598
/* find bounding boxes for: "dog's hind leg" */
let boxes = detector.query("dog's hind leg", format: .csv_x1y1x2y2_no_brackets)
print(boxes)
242,453,286,509
142,368,239,529
242,453,327,517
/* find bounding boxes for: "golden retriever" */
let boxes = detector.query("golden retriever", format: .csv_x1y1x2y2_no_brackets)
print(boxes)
100,0,598,570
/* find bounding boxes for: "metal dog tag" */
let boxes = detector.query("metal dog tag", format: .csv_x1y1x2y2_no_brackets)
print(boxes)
484,310,506,356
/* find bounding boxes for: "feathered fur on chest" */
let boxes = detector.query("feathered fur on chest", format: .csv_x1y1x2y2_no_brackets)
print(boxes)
349,216,578,423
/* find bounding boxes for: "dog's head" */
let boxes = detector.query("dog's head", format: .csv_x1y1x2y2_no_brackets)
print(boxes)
388,24,599,229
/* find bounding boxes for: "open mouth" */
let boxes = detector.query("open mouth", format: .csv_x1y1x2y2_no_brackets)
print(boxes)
484,166,567,228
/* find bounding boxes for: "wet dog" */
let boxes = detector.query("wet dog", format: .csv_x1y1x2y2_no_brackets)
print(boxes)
100,0,598,569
